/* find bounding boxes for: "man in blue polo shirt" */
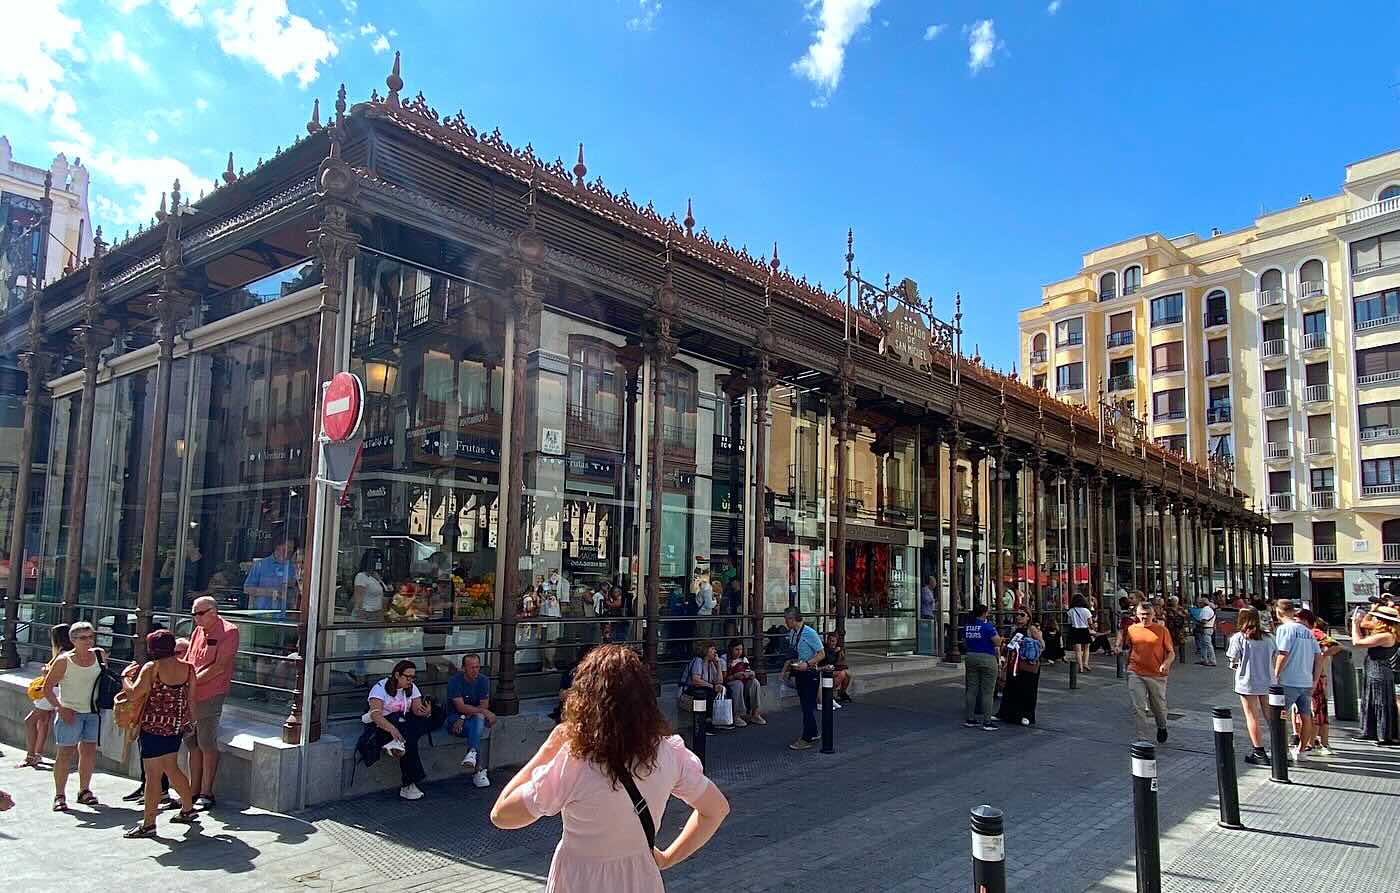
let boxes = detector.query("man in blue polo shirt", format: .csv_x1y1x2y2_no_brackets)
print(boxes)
963,604,1003,730
243,536,298,618
1272,599,1321,761
783,606,826,751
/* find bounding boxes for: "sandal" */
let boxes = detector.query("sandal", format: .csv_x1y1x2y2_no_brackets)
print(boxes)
15,754,38,768
53,795,67,812
76,789,99,807
171,810,200,825
123,824,157,839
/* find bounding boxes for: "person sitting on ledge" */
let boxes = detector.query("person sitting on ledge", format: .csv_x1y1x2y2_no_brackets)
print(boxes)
822,631,852,703
444,653,494,788
367,660,435,801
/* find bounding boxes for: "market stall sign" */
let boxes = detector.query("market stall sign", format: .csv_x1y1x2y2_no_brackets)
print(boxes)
322,372,364,443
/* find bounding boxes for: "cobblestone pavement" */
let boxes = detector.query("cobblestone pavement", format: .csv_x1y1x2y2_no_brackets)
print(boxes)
3,656,1398,892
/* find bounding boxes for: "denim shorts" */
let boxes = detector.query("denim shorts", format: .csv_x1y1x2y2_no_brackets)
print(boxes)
1282,685,1313,718
54,711,100,746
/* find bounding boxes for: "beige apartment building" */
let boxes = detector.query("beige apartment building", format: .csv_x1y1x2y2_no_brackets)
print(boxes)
1018,148,1400,620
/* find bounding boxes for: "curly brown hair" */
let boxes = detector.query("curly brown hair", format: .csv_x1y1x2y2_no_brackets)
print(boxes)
561,645,671,789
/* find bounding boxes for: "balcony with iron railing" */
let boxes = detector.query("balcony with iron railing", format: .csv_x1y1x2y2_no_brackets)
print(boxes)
1207,405,1232,424
1152,362,1184,377
1154,408,1186,423
662,421,698,463
1205,357,1230,376
1313,544,1338,563
1265,441,1290,460
1355,312,1400,333
1203,310,1229,329
1299,280,1327,301
1310,490,1336,510
1268,492,1294,513
1262,390,1289,409
885,488,915,518
1107,373,1135,392
1151,312,1184,328
1257,288,1287,309
1362,482,1400,497
846,479,868,510
1304,384,1331,403
1059,380,1085,395
1124,283,1140,296
1056,332,1084,348
1306,436,1334,456
1271,545,1295,564
1261,339,1287,359
1385,543,1400,563
1098,288,1116,301
1361,425,1400,444
1029,349,1048,364
1359,369,1400,387
566,403,622,450
1347,194,1400,225
1301,331,1328,352
1106,330,1134,349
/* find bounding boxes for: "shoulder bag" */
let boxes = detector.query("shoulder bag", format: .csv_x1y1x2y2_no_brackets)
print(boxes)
619,772,657,851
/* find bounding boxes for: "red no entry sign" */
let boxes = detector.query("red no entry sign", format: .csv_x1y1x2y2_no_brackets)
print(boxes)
322,371,364,443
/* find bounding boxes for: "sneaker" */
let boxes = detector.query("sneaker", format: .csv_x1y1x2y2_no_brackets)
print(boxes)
830,700,843,710
1287,746,1300,764
982,722,999,731
399,783,424,801
121,785,145,803
193,795,216,811
1156,727,1168,744
964,719,979,728
383,739,406,756
472,770,490,788
1020,718,1031,727
788,738,815,751
462,748,478,771
732,717,748,728
1313,745,1335,757
1244,749,1271,766
748,714,767,726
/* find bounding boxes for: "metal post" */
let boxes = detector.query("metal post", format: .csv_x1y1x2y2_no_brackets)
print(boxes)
970,805,1007,893
948,426,962,614
835,377,851,640
1131,741,1162,893
1174,503,1185,605
1129,488,1139,594
993,448,1005,620
751,362,769,672
821,668,835,754
1212,706,1244,829
1267,685,1290,783
690,695,707,769
1030,460,1042,613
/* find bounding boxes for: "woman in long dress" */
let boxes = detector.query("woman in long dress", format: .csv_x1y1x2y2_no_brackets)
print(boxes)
995,609,1043,726
1351,605,1400,746
491,645,730,891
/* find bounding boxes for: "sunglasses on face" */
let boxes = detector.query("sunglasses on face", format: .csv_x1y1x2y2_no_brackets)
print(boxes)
193,608,212,617
73,634,95,641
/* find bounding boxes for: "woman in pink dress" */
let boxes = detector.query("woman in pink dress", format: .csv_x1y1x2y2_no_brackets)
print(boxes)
491,645,730,891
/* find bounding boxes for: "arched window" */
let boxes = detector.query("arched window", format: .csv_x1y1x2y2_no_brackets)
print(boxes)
1098,271,1117,301
1123,265,1142,296
1299,259,1325,298
1260,268,1283,292
1380,184,1400,202
567,338,623,448
1032,332,1047,352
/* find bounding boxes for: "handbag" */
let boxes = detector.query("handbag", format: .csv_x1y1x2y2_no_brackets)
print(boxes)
619,772,657,851
712,692,734,728
94,650,121,712
27,671,48,702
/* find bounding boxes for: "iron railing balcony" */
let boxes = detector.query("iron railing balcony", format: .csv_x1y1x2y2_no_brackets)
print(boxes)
1306,436,1334,456
1123,283,1140,296
566,404,622,449
1261,339,1287,359
1362,482,1400,497
1304,384,1331,403
1098,288,1117,301
1347,195,1400,225
1262,390,1289,409
1107,374,1135,392
1271,545,1295,564
1204,310,1229,328
1056,332,1084,348
1152,362,1185,376
1313,544,1337,563
1154,409,1186,422
1355,313,1400,332
1205,357,1230,376
1151,313,1184,328
1301,331,1328,351
1059,381,1085,393
1257,288,1287,309
885,487,915,516
1299,280,1327,300
1310,490,1336,510
1268,493,1294,513
1107,330,1134,348
1361,425,1400,444
1207,406,1232,424
1358,369,1400,387
1265,441,1290,459
1385,543,1400,563
1029,349,1048,364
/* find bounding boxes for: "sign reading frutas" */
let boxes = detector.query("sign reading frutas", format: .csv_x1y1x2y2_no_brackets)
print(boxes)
322,371,364,443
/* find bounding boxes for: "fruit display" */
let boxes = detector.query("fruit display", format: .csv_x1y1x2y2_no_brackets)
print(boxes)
453,572,496,619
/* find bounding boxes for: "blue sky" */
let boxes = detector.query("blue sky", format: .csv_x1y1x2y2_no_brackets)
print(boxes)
6,1,1399,369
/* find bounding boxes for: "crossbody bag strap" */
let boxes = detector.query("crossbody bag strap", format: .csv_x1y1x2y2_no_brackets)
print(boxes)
619,772,656,851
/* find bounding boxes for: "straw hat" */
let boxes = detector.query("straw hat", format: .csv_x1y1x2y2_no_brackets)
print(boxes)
1368,604,1400,626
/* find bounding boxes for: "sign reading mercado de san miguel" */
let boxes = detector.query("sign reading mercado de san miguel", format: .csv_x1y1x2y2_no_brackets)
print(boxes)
880,279,934,372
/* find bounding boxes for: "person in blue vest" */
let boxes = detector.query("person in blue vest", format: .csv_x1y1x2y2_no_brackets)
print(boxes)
782,607,825,751
963,604,1003,730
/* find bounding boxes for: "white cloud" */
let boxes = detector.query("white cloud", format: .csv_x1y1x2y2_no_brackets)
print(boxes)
195,97,209,110
791,0,880,102
209,0,338,87
103,31,150,75
627,0,661,31
80,150,213,226
964,19,1000,75
371,34,389,54
114,0,204,25
923,23,946,40
1047,0,1063,14
359,21,377,35
145,129,159,144
0,1,83,120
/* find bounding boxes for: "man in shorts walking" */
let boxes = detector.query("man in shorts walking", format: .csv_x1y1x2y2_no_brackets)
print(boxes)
186,596,239,809
1272,599,1322,762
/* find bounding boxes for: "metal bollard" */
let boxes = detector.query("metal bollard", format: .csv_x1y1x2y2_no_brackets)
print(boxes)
1131,741,1162,893
820,669,835,754
970,805,1007,893
690,696,707,769
1267,685,1289,784
1211,707,1244,829
1069,656,1078,690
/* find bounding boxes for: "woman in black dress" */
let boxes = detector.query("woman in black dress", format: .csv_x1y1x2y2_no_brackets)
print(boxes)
1039,614,1065,665
996,610,1044,726
1351,605,1400,746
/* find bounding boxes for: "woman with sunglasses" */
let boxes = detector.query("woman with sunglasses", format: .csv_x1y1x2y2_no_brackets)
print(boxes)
40,620,106,812
367,660,436,799
995,609,1044,727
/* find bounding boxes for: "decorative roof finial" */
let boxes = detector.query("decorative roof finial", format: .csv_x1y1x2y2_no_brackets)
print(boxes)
156,191,167,223
222,152,235,185
770,241,780,275
307,98,321,134
43,170,52,201
845,228,854,264
683,198,694,237
573,142,587,187
335,83,348,125
170,178,181,215
386,51,403,108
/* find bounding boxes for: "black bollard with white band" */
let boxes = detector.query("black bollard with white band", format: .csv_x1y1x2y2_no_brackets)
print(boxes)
1069,655,1078,690
1211,706,1244,829
690,695,707,769
969,805,1007,893
1267,684,1289,784
1131,741,1162,893
820,669,835,754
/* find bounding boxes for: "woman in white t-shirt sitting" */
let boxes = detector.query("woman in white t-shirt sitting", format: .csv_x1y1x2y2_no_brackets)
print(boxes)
367,660,436,800
1066,593,1095,673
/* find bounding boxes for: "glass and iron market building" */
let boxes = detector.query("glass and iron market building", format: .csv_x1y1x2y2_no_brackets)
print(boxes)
0,60,1265,789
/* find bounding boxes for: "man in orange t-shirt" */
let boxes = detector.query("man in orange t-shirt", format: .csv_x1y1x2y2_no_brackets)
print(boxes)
1123,602,1175,744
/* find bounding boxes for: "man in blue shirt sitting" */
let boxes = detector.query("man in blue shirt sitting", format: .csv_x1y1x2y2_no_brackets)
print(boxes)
445,653,495,787
963,604,1004,731
783,607,826,751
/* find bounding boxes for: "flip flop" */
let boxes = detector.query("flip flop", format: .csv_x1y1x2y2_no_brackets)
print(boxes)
76,789,100,806
53,795,67,812
170,810,200,825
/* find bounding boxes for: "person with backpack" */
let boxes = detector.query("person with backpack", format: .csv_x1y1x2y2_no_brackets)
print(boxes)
995,609,1044,726
41,620,114,812
121,630,200,837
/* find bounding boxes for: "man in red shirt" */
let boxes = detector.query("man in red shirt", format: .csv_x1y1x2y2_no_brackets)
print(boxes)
185,596,239,810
